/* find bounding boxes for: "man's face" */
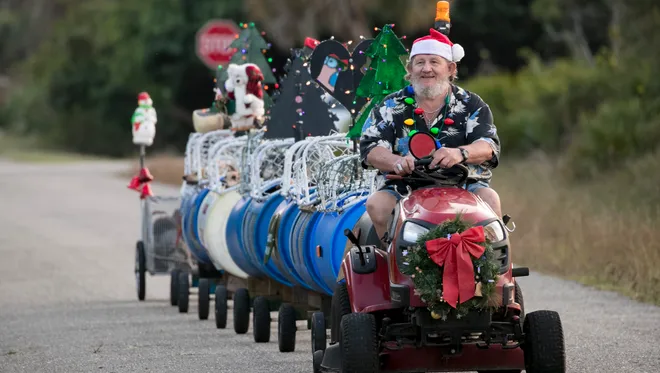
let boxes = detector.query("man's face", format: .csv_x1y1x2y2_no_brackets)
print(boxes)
408,54,454,99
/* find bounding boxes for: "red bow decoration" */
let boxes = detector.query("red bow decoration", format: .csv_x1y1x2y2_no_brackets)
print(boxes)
425,226,486,308
127,167,154,199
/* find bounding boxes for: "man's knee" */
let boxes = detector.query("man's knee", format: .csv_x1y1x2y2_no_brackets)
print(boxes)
366,191,398,224
474,187,502,215
475,187,500,202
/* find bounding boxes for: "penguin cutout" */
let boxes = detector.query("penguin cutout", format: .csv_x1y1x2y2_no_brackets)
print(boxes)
264,49,339,140
309,38,373,117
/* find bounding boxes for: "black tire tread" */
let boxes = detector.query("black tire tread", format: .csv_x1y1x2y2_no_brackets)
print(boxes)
136,242,146,301
515,281,525,322
330,282,351,343
340,313,379,373
177,271,189,313
311,311,326,353
523,310,566,373
215,285,228,329
278,303,297,352
170,269,179,306
198,278,210,320
233,288,250,334
253,296,271,343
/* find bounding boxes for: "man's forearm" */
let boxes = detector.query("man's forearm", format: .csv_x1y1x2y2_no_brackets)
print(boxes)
460,141,495,164
366,146,402,173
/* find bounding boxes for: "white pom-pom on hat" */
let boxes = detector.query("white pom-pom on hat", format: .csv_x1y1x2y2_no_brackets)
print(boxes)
451,44,465,62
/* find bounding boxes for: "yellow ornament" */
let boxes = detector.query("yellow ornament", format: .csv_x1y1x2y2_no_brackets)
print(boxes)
431,311,442,319
404,118,414,126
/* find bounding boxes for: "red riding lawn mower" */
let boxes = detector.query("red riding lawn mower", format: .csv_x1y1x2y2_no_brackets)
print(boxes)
314,132,565,373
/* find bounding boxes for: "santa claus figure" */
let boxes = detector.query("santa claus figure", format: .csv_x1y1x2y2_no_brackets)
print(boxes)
224,63,266,130
131,92,157,146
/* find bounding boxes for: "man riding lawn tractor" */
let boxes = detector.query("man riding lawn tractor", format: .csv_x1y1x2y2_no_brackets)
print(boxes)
360,28,503,246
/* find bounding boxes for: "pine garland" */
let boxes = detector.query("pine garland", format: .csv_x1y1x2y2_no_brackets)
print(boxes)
400,215,501,320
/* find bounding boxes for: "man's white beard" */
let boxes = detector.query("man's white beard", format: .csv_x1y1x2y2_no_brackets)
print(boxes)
412,78,450,100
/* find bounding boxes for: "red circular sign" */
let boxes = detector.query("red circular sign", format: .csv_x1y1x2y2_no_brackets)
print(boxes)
196,20,240,70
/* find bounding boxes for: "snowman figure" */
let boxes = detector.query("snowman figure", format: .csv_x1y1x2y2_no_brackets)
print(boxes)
131,92,157,146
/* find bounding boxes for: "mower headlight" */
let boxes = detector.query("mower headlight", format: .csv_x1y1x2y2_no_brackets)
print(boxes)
402,222,430,243
483,220,506,243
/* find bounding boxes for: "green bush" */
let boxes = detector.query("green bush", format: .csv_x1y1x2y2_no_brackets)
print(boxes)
464,53,660,179
4,0,245,157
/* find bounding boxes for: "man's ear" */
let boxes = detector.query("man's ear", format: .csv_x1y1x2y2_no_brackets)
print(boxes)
448,62,458,76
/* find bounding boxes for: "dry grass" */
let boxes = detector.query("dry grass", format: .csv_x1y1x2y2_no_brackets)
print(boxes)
0,133,106,163
143,151,660,305
493,151,660,305
121,153,185,186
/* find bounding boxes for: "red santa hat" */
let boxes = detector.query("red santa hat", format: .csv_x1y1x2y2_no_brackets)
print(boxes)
244,64,264,99
137,92,150,101
409,28,465,63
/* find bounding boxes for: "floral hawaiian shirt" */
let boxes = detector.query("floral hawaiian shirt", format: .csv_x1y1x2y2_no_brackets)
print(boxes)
359,83,500,191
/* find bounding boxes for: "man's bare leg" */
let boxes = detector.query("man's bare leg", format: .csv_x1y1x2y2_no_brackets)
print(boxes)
474,187,502,218
366,191,398,246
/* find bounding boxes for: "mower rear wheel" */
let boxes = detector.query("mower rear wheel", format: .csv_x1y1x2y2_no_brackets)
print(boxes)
253,296,271,343
198,278,210,320
340,313,379,373
177,271,189,313
330,282,351,343
523,310,566,373
233,288,250,334
170,269,179,306
277,303,297,352
214,284,228,329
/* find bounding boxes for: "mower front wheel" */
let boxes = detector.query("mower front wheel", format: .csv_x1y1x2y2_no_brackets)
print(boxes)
340,313,379,373
523,310,566,373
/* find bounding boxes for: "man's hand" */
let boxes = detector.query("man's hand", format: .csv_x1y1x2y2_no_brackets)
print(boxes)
429,147,463,169
392,155,415,175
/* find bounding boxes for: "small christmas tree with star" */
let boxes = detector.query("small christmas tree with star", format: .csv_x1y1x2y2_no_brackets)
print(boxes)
348,24,409,139
216,22,277,109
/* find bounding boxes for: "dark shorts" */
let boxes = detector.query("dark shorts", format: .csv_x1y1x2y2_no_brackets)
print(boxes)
379,181,490,201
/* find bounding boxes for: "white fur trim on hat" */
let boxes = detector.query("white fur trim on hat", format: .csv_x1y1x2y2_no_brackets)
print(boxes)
410,39,465,62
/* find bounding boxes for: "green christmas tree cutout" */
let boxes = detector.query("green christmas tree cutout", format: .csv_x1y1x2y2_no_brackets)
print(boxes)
216,22,277,109
348,24,409,139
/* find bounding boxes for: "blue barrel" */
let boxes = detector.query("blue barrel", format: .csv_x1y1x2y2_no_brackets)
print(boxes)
181,188,212,264
289,210,327,294
271,199,314,290
308,195,369,294
242,193,292,286
225,196,263,277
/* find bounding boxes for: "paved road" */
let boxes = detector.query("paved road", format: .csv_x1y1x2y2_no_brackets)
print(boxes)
0,159,659,373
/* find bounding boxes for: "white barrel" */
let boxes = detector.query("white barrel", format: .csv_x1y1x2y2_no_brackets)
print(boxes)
203,189,249,279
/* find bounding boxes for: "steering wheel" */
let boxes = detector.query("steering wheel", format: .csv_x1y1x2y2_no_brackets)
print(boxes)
383,158,470,187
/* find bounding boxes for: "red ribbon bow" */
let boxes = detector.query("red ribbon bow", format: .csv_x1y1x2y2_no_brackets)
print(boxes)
127,167,154,199
425,226,486,308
